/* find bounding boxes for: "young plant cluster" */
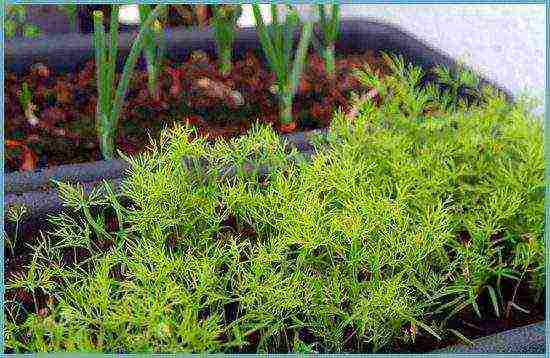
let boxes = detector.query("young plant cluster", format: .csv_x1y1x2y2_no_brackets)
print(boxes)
138,5,167,102
5,57,543,353
314,5,340,79
211,5,243,78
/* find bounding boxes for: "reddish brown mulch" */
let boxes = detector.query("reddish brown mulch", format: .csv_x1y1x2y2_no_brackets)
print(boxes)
4,49,388,173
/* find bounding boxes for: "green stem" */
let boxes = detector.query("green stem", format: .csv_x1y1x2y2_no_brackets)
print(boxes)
93,11,113,159
279,91,293,125
13,220,19,257
252,4,282,77
110,4,166,119
93,12,106,115
100,4,166,160
212,5,238,78
98,115,115,159
219,44,232,77
82,205,110,241
253,5,312,126
31,290,38,314
153,16,166,82
139,5,159,99
323,44,336,78
289,21,313,97
107,5,119,105
318,5,340,79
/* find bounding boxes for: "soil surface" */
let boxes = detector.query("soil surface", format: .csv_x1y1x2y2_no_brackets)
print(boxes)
4,49,388,173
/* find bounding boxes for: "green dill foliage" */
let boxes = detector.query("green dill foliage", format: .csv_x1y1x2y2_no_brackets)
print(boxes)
6,58,543,353
431,63,482,111
252,4,313,125
355,52,493,119
211,5,242,77
5,203,28,256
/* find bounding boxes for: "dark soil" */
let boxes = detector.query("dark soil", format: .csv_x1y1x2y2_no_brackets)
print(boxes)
4,49,389,173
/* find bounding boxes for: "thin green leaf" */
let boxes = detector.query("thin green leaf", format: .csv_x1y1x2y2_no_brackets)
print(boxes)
509,302,530,314
448,329,475,346
330,5,341,42
252,4,282,77
485,286,500,318
471,299,482,319
415,320,441,340
289,21,313,96
109,5,167,133
107,5,120,106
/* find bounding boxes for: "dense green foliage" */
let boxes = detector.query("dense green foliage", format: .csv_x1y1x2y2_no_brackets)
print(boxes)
5,57,543,353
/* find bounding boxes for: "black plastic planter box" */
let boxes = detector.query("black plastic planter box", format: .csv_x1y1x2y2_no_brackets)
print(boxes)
4,19,542,354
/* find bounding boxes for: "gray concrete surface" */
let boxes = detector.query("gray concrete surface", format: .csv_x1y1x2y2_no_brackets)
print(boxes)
292,4,546,115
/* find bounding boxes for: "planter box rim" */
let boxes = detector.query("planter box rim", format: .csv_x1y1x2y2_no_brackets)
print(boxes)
436,321,545,354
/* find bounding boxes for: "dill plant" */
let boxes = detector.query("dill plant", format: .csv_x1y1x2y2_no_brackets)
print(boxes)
5,57,543,353
5,204,28,257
